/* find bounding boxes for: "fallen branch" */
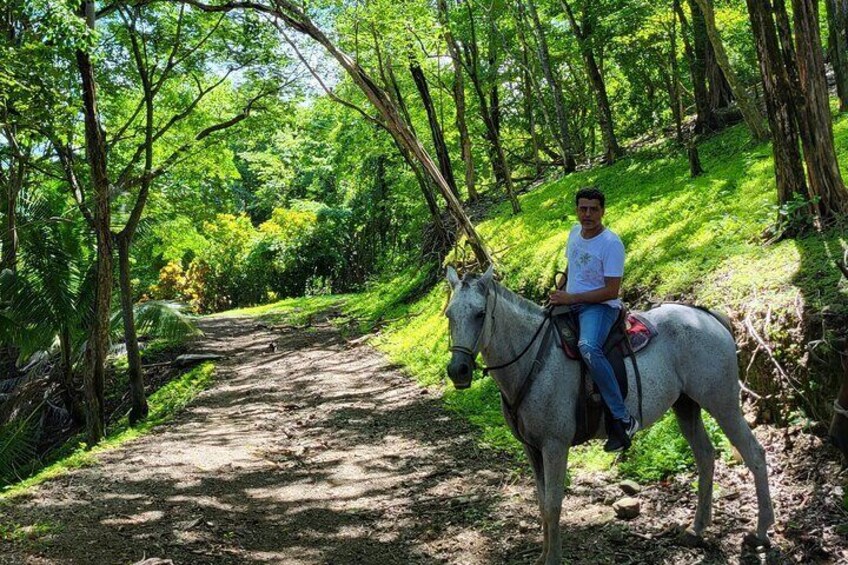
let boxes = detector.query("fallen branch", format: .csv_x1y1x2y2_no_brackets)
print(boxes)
743,314,810,407
744,314,792,384
739,381,763,401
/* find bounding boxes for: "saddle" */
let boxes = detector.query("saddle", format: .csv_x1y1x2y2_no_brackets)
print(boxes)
550,306,657,446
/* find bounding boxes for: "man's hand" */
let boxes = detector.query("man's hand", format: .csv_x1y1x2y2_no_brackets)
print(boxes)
548,290,573,305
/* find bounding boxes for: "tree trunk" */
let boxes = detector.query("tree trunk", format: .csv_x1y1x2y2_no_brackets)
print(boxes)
77,2,111,445
437,0,477,201
409,61,460,200
825,0,848,111
559,0,622,164
381,50,453,247
582,49,622,163
688,137,704,176
463,47,521,213
59,324,83,424
488,17,501,139
513,2,563,171
521,44,542,177
706,41,734,110
665,17,685,144
117,235,148,425
682,0,719,133
1,128,23,271
745,0,809,222
789,0,848,219
692,0,769,141
525,0,577,172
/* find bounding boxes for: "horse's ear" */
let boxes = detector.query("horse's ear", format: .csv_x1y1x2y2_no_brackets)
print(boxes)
446,265,461,289
477,264,494,291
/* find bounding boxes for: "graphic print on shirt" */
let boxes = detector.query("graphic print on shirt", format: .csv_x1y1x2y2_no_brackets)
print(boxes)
573,245,604,289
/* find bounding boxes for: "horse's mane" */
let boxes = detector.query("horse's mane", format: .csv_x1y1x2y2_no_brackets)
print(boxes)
465,274,543,317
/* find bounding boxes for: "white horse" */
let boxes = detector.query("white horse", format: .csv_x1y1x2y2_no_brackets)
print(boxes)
445,266,773,565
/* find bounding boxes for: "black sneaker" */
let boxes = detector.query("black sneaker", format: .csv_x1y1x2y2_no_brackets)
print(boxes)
603,417,640,453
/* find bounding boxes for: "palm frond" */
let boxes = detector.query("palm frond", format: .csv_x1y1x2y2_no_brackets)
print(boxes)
111,300,200,344
0,403,41,486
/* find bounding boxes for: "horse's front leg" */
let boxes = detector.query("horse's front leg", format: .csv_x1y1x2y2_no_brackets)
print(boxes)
541,442,568,565
524,445,549,565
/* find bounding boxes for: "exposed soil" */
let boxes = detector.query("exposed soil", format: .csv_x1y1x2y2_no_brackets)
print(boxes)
1,316,847,564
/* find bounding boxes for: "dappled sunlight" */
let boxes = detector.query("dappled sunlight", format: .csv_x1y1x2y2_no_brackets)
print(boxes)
1,318,518,563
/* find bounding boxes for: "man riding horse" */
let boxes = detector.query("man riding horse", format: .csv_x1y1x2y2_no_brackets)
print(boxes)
548,186,638,452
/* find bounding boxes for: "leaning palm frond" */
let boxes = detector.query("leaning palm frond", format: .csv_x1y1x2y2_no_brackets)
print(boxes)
0,403,41,485
110,300,201,344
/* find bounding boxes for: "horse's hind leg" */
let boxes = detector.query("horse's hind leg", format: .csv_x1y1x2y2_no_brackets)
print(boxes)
708,399,775,543
673,395,715,536
524,444,549,564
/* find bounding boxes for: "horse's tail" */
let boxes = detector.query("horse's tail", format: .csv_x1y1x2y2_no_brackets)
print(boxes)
706,309,735,340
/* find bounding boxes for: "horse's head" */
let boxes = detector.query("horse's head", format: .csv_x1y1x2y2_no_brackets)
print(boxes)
444,265,494,390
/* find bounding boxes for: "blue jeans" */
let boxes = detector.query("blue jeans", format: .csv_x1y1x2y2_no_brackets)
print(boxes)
574,303,630,422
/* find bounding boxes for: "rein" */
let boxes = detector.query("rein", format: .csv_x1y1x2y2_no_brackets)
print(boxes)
480,310,551,376
448,286,552,376
834,400,848,419
448,284,557,447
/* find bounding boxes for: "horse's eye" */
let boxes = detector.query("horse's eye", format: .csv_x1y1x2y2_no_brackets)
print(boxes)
475,310,486,320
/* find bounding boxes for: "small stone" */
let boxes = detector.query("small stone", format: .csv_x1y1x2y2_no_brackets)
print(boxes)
618,480,642,495
612,497,641,520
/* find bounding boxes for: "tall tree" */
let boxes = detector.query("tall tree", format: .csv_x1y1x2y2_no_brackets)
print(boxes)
679,0,719,133
75,0,111,444
437,0,478,201
559,0,623,163
745,0,808,217
522,0,577,171
409,58,460,199
456,0,521,212
691,0,769,141
785,0,848,218
825,0,848,111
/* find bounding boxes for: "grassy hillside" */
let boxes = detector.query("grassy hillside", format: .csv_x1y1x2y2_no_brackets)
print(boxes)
231,120,848,480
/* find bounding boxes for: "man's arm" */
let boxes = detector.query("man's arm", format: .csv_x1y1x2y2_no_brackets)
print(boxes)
549,276,621,305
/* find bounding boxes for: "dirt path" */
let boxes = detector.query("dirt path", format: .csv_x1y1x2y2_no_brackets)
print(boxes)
2,317,847,564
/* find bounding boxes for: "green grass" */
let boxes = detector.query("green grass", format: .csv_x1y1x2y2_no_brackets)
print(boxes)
213,294,349,326
0,362,215,499
0,520,61,547
216,118,848,482
220,266,437,335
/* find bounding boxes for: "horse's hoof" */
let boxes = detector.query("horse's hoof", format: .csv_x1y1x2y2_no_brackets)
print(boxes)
678,527,705,548
743,532,771,549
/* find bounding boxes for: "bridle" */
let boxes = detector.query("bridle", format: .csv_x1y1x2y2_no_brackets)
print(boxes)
448,284,552,376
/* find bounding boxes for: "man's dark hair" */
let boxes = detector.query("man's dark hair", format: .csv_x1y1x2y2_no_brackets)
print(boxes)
575,186,605,208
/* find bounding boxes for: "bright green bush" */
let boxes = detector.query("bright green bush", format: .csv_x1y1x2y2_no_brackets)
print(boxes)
150,204,356,312
618,412,730,482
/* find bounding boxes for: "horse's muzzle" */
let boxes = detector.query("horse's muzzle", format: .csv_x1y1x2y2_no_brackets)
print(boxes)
447,352,474,389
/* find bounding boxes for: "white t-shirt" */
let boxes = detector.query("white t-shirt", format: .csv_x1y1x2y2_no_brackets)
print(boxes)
565,224,625,309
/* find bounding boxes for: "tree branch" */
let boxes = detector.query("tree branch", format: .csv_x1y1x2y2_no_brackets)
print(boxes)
274,20,384,128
